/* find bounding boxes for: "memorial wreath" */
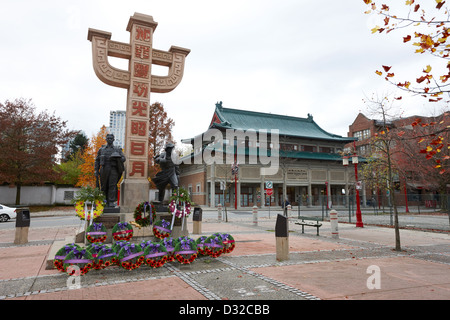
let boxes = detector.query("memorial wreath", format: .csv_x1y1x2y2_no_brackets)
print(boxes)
112,222,134,241
168,187,192,218
73,186,105,221
117,242,145,270
174,236,198,264
203,234,225,258
152,219,171,239
97,245,117,268
86,243,109,270
143,241,168,268
195,236,208,256
134,201,156,227
212,232,236,254
160,237,176,262
86,222,107,243
63,247,93,276
53,243,81,272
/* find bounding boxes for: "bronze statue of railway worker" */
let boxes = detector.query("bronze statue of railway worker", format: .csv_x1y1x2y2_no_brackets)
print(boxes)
94,133,126,207
152,142,179,203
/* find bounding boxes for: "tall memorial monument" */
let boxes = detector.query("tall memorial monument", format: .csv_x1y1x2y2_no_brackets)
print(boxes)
87,13,190,213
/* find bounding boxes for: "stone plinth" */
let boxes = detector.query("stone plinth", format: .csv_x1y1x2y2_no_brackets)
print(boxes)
14,227,29,245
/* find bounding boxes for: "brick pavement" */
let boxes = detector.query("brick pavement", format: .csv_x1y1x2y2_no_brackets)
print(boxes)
0,216,449,303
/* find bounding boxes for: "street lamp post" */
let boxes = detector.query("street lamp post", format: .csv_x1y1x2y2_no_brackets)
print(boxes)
343,150,364,228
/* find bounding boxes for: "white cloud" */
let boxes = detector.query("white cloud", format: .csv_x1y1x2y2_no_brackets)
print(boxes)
0,0,446,144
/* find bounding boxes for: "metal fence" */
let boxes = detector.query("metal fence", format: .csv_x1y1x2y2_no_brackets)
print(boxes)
302,193,449,214
294,193,449,231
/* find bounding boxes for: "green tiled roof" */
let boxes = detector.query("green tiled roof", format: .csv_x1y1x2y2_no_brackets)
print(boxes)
211,102,355,143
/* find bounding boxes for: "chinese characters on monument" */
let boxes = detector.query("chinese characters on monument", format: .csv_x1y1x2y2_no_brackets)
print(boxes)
87,13,190,212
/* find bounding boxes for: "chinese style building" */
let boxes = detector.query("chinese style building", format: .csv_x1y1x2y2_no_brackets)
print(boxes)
179,102,357,208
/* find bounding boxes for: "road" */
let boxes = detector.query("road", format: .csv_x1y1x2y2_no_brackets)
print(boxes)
0,208,448,232
0,215,81,230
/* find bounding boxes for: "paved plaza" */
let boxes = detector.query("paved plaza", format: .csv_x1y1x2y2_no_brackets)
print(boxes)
0,209,449,312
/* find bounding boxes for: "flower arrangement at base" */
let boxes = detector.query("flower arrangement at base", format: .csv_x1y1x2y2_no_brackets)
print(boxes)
86,243,108,270
117,243,145,270
75,200,104,221
212,233,235,254
53,243,81,272
97,245,117,268
168,187,193,219
160,237,175,262
63,248,93,276
73,186,105,221
174,237,198,265
195,236,208,256
144,242,168,268
134,201,156,227
86,222,107,243
112,241,130,265
204,235,225,258
153,219,172,239
112,222,133,241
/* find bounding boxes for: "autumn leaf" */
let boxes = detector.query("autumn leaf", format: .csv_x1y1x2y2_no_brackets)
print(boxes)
403,35,412,42
414,4,420,12
386,72,395,77
423,65,432,73
363,0,372,4
375,70,383,76
436,0,445,10
382,65,392,72
417,75,427,83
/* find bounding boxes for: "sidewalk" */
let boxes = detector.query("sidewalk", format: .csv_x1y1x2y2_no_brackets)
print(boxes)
1,212,449,302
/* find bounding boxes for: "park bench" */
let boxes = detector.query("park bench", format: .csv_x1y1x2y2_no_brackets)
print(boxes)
295,216,322,236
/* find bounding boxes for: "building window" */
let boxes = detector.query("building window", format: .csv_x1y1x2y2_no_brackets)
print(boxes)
354,129,371,141
280,143,298,151
196,183,201,193
319,146,333,153
64,191,74,201
358,145,369,155
301,145,317,152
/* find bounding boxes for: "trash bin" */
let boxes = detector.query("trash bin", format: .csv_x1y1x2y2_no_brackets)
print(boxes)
275,214,289,261
15,208,31,228
14,207,30,244
193,207,202,234
193,207,202,221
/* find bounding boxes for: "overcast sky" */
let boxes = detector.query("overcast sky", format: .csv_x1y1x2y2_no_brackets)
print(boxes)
1,0,446,146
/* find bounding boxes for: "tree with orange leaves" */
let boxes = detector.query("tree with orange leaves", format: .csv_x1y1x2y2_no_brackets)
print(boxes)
148,102,175,188
76,125,108,187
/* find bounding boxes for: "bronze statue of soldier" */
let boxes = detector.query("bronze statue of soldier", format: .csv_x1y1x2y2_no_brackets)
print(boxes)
94,134,126,207
152,142,179,203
